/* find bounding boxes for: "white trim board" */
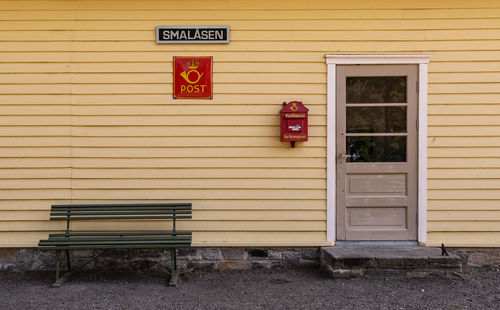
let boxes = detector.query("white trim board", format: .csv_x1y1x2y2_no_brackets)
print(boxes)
325,54,430,244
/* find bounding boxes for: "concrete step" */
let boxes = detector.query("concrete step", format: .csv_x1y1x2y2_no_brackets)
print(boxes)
320,246,462,278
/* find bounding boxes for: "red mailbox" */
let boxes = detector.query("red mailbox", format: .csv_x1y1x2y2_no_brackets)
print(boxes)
280,101,309,147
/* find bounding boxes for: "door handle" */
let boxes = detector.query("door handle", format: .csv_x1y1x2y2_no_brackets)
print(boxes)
337,153,352,158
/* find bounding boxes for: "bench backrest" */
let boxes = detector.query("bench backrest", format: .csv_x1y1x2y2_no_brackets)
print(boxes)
50,203,192,234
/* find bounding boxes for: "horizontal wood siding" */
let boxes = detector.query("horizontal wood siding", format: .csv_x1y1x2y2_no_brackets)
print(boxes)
0,0,499,247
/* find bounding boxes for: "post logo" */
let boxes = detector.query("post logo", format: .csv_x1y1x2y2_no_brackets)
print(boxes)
173,56,213,99
179,60,204,84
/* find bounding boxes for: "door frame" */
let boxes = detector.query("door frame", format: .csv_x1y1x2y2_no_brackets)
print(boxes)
325,54,430,244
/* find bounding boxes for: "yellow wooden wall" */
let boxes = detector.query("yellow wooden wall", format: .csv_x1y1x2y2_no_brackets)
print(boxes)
0,0,499,247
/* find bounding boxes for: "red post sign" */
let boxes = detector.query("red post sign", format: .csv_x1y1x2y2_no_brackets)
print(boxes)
173,56,213,99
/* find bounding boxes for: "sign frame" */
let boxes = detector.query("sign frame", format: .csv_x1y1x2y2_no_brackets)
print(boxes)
156,26,230,44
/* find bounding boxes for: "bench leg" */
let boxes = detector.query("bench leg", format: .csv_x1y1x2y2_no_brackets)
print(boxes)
52,249,109,288
53,249,73,287
53,269,73,288
53,248,73,287
168,248,179,287
66,249,71,271
55,250,61,284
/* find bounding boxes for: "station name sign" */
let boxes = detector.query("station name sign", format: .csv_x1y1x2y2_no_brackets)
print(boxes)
156,26,230,44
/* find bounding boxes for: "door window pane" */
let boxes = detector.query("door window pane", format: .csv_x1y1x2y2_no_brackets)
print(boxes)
347,136,406,162
346,76,407,103
347,106,407,133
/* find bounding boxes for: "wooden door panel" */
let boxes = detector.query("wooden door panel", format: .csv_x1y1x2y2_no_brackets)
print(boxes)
346,163,407,173
346,229,411,241
348,207,406,227
345,196,408,207
347,174,407,195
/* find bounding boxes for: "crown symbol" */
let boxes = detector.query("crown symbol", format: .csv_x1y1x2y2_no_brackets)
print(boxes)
186,59,200,70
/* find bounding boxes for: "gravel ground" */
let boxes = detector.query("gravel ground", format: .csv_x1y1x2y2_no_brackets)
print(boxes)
0,267,499,310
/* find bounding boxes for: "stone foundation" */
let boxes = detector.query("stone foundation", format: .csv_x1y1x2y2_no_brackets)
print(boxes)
451,248,500,269
0,247,320,272
1,247,498,273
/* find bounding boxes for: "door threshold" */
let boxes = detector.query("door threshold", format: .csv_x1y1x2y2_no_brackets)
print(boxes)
335,241,419,247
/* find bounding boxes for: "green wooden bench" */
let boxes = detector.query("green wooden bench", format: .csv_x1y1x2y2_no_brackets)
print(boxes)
38,203,192,287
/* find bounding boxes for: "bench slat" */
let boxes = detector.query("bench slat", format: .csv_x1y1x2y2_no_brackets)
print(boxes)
50,215,192,220
42,236,191,243
50,211,192,216
52,203,192,207
40,241,191,246
48,231,192,237
37,244,192,250
44,234,191,239
52,204,191,210
50,208,192,213
39,240,191,246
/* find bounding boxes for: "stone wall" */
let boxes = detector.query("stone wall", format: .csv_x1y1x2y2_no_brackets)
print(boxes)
451,248,500,269
0,247,320,272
